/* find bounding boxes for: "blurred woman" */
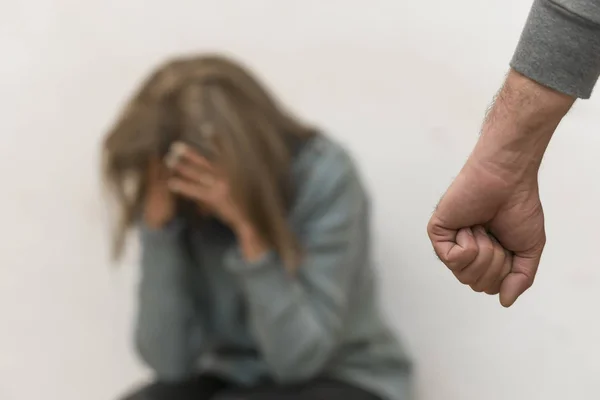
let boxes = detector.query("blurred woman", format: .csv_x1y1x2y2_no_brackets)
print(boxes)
103,54,412,400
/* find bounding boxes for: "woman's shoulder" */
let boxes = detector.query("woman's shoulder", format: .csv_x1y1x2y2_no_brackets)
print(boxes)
291,134,367,214
293,134,360,186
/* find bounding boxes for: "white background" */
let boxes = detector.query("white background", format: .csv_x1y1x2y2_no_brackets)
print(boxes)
1,1,600,399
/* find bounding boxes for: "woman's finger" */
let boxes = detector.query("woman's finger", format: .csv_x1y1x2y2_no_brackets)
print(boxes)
168,177,208,202
454,226,494,285
170,142,213,171
148,156,169,181
164,143,185,169
173,162,216,187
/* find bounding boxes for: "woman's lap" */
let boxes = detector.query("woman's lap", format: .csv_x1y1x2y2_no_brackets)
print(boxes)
120,376,382,400
119,375,229,400
214,378,382,400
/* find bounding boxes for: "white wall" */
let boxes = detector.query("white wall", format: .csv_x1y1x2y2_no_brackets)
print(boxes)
2,1,599,399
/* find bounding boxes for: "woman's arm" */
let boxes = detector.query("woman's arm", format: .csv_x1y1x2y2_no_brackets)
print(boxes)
225,150,369,383
135,219,199,382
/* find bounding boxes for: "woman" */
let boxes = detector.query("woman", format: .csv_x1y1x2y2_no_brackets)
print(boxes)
103,54,412,400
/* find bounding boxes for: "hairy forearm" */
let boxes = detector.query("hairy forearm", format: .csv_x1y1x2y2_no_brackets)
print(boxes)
471,69,575,181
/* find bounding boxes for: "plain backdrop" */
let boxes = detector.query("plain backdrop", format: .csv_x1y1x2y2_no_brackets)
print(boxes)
1,1,600,399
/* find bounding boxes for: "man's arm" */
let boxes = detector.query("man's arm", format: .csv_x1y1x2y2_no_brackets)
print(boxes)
478,0,600,173
473,70,574,180
427,1,600,307
511,0,600,99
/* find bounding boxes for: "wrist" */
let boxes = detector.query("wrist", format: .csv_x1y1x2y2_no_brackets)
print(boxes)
143,208,173,230
234,222,255,241
471,69,574,182
234,222,270,263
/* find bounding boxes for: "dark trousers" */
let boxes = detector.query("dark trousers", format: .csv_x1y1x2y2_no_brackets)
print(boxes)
120,374,383,400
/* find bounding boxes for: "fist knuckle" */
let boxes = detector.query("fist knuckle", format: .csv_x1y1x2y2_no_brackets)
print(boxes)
456,272,475,285
470,283,484,292
445,261,464,272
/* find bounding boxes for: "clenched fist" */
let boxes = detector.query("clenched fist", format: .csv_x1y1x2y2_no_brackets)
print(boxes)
427,156,546,307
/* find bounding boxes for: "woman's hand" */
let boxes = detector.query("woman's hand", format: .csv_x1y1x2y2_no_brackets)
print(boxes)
166,142,270,262
166,142,247,230
143,157,176,229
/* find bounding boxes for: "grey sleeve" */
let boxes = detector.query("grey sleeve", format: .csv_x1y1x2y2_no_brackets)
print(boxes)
135,220,199,381
225,155,369,383
511,0,600,98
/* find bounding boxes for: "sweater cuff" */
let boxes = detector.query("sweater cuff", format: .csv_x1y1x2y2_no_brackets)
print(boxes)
225,248,299,311
138,218,186,243
138,218,188,276
225,246,277,272
510,0,600,99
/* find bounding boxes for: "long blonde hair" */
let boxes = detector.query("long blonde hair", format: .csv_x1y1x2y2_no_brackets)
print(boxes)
102,54,316,270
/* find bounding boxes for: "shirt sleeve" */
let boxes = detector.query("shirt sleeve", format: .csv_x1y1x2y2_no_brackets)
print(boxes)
135,219,200,381
510,0,600,99
224,151,370,383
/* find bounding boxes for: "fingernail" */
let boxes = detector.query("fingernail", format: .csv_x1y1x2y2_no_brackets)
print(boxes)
165,142,187,168
171,141,187,156
164,153,177,169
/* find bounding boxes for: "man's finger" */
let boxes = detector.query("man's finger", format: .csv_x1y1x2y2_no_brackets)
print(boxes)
499,256,539,307
429,225,478,271
470,232,505,292
484,252,512,295
457,225,494,285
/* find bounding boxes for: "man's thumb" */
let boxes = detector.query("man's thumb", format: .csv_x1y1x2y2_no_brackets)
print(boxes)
499,257,538,307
